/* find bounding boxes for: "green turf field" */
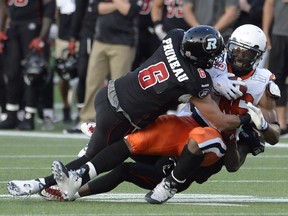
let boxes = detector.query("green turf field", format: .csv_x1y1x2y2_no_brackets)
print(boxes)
0,131,288,216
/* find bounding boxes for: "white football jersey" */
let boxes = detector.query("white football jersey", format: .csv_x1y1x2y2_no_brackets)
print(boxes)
178,51,276,129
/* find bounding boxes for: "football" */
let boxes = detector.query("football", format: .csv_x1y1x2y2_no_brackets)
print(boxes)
229,76,248,95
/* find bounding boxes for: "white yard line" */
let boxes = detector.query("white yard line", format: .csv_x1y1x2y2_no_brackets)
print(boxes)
0,193,288,204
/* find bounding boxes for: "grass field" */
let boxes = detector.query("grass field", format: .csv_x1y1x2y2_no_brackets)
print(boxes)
0,130,288,216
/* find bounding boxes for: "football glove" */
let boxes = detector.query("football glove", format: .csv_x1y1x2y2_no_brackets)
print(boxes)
29,36,45,52
213,73,246,100
0,31,8,54
154,22,167,40
247,102,269,131
238,124,265,156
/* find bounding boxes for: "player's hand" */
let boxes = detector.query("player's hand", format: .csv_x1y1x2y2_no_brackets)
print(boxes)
246,102,269,131
69,38,76,55
221,129,236,145
28,36,45,52
238,124,265,156
0,31,8,54
213,73,246,100
154,22,167,40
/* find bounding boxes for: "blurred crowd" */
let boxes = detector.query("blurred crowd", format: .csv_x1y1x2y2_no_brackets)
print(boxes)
0,0,287,134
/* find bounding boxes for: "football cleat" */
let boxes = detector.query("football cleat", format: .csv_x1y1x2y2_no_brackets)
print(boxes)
80,122,96,138
39,186,64,201
7,179,44,196
51,160,81,201
145,179,177,204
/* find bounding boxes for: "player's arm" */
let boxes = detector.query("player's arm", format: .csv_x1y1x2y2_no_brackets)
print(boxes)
252,87,280,145
213,4,240,32
262,0,274,49
28,0,55,52
189,94,250,131
151,0,163,23
113,0,131,15
97,0,117,15
41,0,55,38
183,1,199,27
0,0,7,32
224,138,251,172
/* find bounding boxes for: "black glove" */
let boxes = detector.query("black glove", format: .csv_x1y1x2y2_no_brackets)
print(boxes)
238,124,265,156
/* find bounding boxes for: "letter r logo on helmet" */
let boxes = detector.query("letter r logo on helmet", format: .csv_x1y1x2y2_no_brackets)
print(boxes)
206,38,218,50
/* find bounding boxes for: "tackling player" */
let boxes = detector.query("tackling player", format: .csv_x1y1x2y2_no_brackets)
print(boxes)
49,24,280,202
7,25,253,198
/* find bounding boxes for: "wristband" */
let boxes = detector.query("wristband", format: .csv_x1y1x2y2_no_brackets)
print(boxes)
239,113,251,125
259,122,269,132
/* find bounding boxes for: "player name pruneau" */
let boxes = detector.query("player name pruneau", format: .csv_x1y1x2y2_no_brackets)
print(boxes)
163,38,189,82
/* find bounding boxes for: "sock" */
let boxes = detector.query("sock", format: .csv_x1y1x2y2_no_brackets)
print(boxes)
171,145,204,181
77,139,131,186
76,162,97,184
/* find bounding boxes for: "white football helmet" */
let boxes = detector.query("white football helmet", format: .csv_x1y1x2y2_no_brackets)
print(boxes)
226,24,267,76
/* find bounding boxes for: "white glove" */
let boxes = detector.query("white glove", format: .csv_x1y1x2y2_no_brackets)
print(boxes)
213,73,246,100
247,102,269,131
154,23,167,40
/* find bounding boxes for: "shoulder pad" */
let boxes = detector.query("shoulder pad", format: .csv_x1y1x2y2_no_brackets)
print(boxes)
266,81,281,99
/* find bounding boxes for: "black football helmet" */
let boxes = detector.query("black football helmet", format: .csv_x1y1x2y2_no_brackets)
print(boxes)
180,25,224,69
55,50,78,81
22,51,51,87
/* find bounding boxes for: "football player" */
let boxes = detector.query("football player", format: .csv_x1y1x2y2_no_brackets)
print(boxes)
146,24,281,203
37,120,261,202
48,25,280,202
7,25,253,198
0,0,55,130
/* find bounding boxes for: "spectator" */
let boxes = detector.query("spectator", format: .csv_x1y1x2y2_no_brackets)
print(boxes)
183,0,239,42
65,0,143,133
0,0,55,130
234,0,268,68
151,0,190,42
234,0,264,28
262,0,288,135
54,0,79,124
63,0,97,132
131,0,160,70
0,5,7,120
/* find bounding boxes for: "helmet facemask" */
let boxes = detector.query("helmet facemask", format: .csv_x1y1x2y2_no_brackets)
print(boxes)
227,40,264,77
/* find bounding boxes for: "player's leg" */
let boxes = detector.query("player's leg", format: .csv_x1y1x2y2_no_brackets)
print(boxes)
145,127,225,204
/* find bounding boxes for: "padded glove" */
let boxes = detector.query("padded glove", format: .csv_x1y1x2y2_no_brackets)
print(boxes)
28,36,45,52
213,73,246,100
247,102,269,131
238,124,265,156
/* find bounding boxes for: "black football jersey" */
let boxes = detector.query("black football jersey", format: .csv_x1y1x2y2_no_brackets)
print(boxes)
162,0,190,32
115,29,212,127
7,0,54,23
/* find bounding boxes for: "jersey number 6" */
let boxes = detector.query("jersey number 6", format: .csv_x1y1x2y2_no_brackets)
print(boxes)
138,62,170,90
